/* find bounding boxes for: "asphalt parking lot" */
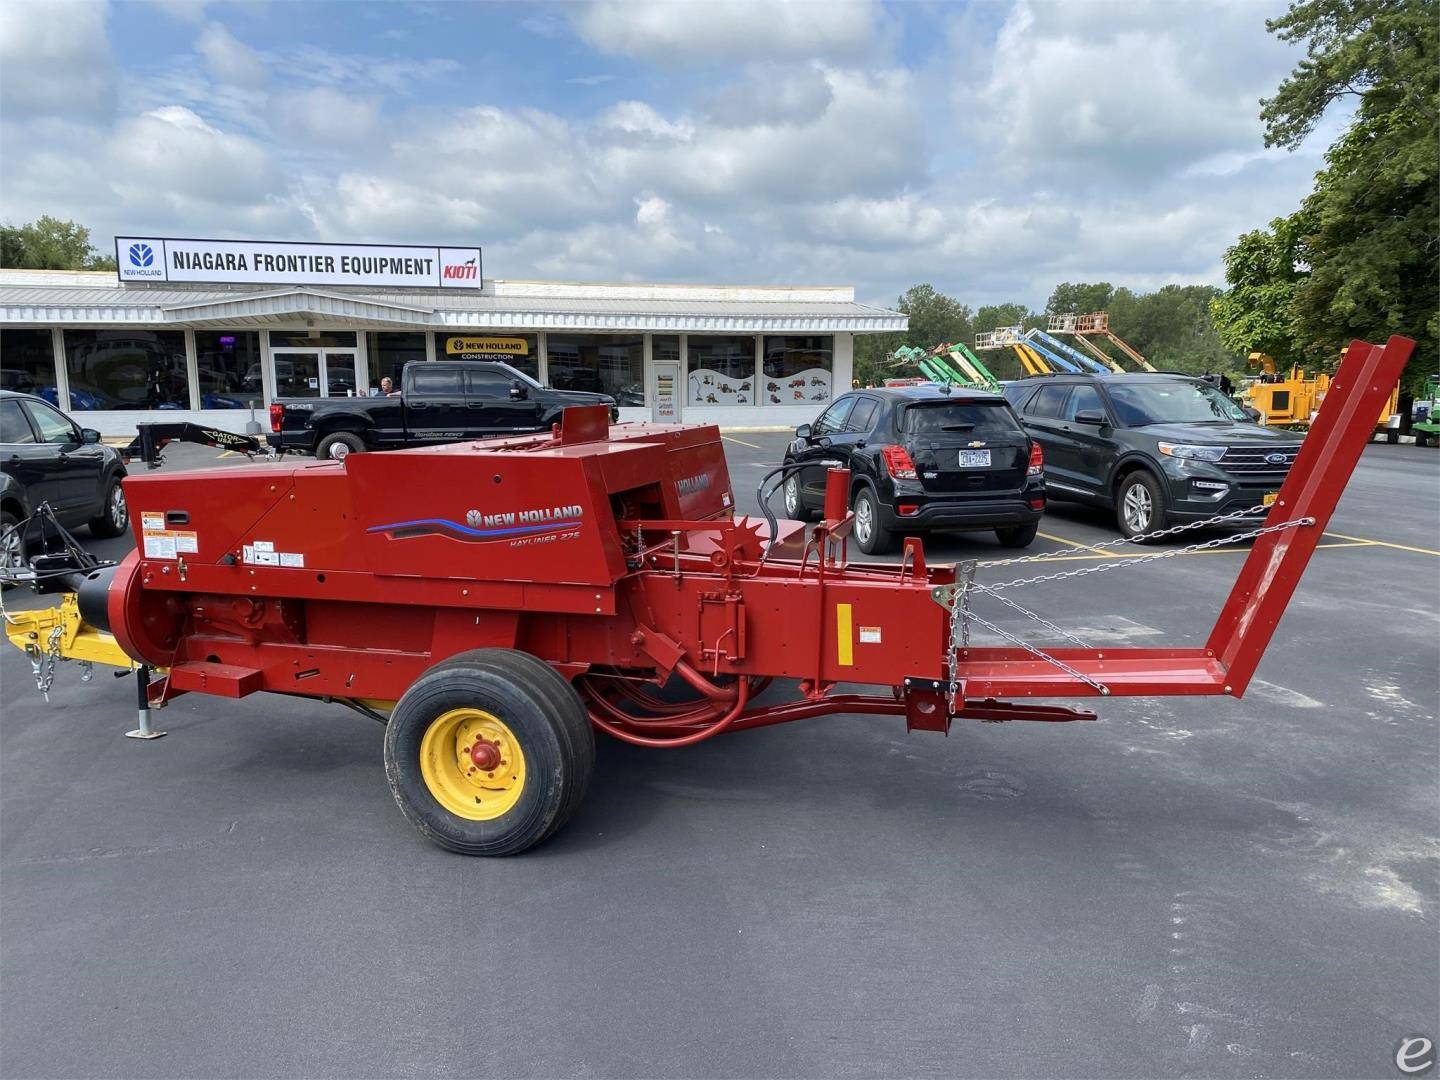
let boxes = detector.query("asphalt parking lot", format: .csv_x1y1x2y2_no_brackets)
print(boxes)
2,434,1436,1079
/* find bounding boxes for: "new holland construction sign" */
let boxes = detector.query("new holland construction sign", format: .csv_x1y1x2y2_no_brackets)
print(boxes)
115,237,483,289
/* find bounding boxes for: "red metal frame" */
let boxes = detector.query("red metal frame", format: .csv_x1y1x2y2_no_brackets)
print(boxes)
104,336,1414,743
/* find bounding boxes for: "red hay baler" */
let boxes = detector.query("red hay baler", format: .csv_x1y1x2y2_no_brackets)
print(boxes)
3,337,1414,854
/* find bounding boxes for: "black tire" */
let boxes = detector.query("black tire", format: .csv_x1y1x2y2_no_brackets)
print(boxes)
1115,471,1167,541
88,475,129,538
384,648,595,856
1,509,25,585
995,520,1039,548
852,485,895,555
782,470,815,522
316,431,365,461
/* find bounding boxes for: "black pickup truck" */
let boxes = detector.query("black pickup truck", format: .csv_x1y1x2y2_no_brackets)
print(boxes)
267,361,618,458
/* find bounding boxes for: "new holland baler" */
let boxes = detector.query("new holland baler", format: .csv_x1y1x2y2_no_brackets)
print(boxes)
2,337,1413,855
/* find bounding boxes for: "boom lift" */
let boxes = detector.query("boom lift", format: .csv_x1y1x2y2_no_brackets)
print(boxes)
1047,312,1158,372
892,344,1002,393
976,326,1084,375
1,337,1414,855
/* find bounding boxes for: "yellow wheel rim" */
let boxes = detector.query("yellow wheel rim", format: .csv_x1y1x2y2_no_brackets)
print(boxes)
419,708,527,821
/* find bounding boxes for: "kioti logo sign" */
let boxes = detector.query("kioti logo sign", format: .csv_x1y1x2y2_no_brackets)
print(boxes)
443,257,479,281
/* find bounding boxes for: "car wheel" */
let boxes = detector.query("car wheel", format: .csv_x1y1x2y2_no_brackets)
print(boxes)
1116,471,1167,541
1,510,26,583
316,431,365,461
995,520,1039,548
88,477,129,539
852,486,895,555
782,472,815,522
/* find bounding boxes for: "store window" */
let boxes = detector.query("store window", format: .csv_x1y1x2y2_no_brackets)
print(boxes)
689,335,755,406
546,334,644,405
195,331,262,409
64,329,188,411
0,329,58,404
367,332,428,390
435,333,538,380
763,335,832,406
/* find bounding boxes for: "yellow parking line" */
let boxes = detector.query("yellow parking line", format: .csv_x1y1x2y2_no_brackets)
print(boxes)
216,450,237,459
1323,531,1440,557
1036,530,1140,557
721,434,762,449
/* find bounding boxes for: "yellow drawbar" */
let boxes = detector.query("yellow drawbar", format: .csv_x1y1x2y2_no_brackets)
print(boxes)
836,603,854,666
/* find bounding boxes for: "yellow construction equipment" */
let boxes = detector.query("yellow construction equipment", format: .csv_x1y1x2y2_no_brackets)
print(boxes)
1244,351,1399,430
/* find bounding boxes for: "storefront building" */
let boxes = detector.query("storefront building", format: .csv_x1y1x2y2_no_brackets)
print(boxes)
0,239,905,436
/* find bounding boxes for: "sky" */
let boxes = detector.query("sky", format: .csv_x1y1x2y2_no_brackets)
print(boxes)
0,0,1344,309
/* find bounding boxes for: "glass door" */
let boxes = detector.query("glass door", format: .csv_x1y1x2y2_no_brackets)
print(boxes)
271,350,322,397
323,351,357,397
270,348,359,398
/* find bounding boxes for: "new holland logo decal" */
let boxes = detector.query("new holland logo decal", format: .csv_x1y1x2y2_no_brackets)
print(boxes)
368,503,585,546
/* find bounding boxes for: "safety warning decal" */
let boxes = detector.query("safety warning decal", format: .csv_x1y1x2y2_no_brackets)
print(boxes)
859,626,882,644
140,512,197,560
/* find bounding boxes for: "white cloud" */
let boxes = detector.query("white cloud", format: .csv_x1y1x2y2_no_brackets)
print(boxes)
965,0,1295,185
0,0,115,119
276,87,380,145
195,21,268,87
574,0,882,63
109,106,277,206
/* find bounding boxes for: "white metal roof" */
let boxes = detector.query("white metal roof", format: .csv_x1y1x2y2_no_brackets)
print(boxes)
0,272,906,334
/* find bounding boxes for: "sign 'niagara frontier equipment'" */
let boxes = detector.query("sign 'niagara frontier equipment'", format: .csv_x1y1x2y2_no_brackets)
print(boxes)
115,237,483,289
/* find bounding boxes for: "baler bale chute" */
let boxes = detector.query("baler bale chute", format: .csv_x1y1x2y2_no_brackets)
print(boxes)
1,337,1414,855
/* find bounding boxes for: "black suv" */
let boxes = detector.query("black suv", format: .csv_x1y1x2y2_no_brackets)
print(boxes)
1,390,130,569
782,386,1045,554
1002,373,1304,538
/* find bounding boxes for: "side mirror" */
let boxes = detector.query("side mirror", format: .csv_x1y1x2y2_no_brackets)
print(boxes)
81,428,102,444
794,423,812,441
509,381,528,400
1073,411,1107,426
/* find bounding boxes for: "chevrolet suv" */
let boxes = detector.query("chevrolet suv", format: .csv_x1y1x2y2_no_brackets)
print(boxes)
782,385,1045,554
1002,373,1304,539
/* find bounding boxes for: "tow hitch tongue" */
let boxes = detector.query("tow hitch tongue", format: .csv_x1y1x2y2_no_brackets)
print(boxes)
0,335,1416,856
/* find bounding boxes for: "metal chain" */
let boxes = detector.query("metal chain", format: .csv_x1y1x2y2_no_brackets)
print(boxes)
28,624,63,701
972,584,1093,648
930,510,1316,697
977,502,1275,570
961,608,1110,695
977,516,1314,593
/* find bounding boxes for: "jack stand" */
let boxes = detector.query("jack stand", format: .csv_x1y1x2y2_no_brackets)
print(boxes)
125,665,167,740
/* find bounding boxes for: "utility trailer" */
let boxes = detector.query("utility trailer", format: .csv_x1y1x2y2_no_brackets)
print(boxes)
2,337,1414,855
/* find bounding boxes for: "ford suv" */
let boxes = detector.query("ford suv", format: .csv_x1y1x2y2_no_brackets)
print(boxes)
1002,373,1304,539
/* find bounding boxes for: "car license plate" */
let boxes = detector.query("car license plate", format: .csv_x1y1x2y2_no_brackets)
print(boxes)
1263,491,1278,507
957,449,991,468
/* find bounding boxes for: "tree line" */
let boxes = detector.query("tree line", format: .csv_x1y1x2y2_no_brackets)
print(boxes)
1211,0,1435,397
854,281,1238,386
0,216,117,272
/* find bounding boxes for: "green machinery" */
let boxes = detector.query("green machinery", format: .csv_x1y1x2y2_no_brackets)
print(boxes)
891,343,1003,392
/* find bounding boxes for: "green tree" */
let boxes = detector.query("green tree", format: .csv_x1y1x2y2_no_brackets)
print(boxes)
853,283,974,385
1211,211,1314,370
1045,282,1114,315
0,216,116,270
1218,0,1439,392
